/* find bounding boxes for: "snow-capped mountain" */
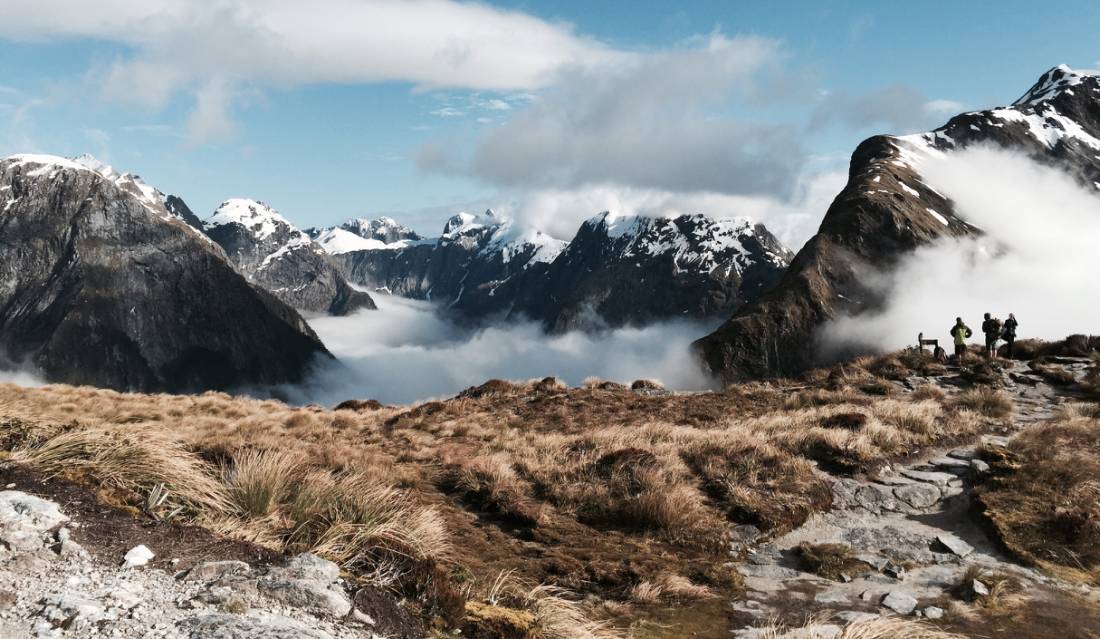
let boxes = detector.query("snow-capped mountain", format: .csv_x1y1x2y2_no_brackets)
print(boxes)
0,154,328,392
331,209,568,318
508,212,791,331
203,199,375,316
340,216,422,244
305,216,423,253
332,207,791,330
697,64,1100,381
58,154,212,243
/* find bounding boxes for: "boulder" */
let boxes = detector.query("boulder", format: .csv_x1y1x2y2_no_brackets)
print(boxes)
0,491,68,552
880,590,919,615
935,534,975,558
258,579,351,619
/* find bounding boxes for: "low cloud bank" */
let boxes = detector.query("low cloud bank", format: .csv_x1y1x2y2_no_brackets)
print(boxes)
823,146,1100,353
287,295,716,406
0,368,46,387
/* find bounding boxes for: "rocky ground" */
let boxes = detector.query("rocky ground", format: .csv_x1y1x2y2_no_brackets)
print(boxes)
0,489,395,638
728,357,1099,637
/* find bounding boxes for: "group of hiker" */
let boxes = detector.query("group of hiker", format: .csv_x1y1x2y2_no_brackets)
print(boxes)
949,313,1018,359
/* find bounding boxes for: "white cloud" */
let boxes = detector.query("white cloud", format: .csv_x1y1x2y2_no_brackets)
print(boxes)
430,107,466,118
185,79,236,143
811,86,963,134
924,98,965,114
0,368,47,387
282,295,715,405
0,0,624,142
420,34,804,198
822,146,1100,354
487,168,846,251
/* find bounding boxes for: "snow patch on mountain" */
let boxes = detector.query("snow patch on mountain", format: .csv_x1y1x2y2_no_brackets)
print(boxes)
4,153,213,243
588,212,789,272
206,199,293,241
314,228,392,254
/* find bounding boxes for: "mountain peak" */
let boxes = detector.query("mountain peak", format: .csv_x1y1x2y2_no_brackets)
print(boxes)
206,199,294,240
1013,64,1098,106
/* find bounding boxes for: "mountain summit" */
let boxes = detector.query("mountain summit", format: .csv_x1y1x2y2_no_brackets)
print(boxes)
0,155,329,391
203,199,376,316
696,65,1100,381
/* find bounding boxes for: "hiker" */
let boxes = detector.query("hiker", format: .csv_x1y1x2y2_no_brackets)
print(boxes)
981,312,1002,359
1002,313,1019,358
933,344,948,364
950,317,973,357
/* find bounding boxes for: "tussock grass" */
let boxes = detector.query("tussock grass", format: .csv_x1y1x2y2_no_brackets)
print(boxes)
949,388,1014,418
976,411,1100,584
9,426,231,516
287,470,449,568
627,572,712,604
796,543,869,581
749,617,965,638
225,448,302,517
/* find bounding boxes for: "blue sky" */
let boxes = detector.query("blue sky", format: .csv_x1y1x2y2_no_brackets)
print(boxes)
1,0,1098,244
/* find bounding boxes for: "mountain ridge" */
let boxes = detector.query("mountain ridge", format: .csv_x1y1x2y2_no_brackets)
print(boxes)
696,64,1100,381
0,154,330,392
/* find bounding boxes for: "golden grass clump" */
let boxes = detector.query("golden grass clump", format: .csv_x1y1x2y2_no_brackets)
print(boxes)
287,470,450,569
975,411,1100,584
9,426,231,516
224,448,302,518
748,617,965,639
949,387,1014,418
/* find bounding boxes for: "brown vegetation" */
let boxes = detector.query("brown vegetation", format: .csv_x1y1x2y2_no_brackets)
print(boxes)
0,348,1018,635
795,543,870,581
975,405,1100,584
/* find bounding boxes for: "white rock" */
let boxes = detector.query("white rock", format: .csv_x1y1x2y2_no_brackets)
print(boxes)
881,590,919,615
923,606,945,620
123,544,155,567
0,491,69,552
936,534,975,558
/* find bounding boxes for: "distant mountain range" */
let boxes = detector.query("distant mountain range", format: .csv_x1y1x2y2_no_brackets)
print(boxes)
3,64,1092,391
323,208,792,331
696,64,1100,381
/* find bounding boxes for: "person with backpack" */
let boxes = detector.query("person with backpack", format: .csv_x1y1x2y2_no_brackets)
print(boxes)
1001,313,1019,358
950,317,973,357
981,312,1002,359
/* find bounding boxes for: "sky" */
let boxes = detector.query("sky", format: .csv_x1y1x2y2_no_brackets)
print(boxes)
2,0,1099,248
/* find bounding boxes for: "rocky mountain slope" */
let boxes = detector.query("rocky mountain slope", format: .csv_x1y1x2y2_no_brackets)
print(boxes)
203,199,376,316
511,212,792,331
696,65,1100,381
332,209,791,330
0,154,330,392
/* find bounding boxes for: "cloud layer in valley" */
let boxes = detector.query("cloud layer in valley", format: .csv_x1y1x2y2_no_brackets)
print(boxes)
822,146,1100,353
286,295,716,406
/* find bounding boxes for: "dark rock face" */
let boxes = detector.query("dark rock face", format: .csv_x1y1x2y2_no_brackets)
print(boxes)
0,155,330,392
204,199,376,316
334,210,792,331
165,195,205,231
334,210,565,319
696,65,1100,381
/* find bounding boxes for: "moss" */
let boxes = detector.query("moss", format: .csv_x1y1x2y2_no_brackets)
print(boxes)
462,601,541,639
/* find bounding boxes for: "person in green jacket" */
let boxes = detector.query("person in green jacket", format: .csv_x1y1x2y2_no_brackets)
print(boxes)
950,317,973,357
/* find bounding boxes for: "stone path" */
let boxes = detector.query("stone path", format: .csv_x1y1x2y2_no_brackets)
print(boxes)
730,358,1097,637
